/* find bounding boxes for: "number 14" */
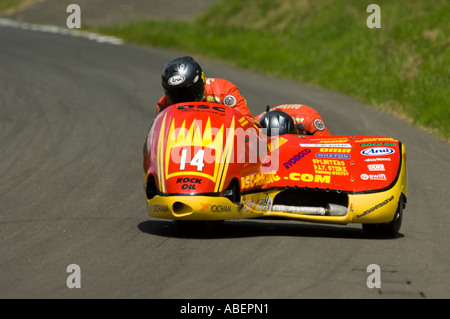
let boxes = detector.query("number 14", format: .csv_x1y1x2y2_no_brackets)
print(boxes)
179,149,205,171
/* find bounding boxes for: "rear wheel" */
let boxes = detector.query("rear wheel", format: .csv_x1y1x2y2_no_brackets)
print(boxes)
145,175,158,200
362,195,405,238
224,178,241,204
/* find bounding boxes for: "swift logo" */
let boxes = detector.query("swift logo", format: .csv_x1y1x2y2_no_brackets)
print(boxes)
361,147,395,156
360,173,387,181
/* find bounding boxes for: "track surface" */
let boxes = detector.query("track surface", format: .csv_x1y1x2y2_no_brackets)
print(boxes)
1,23,450,299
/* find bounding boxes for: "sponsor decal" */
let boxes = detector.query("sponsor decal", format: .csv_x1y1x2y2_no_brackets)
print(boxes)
238,116,249,127
259,196,269,213
283,149,311,169
150,204,170,213
210,205,231,213
258,198,265,210
355,137,397,143
367,164,385,171
246,195,254,210
176,177,202,184
356,195,394,218
360,173,387,181
275,104,304,109
242,172,331,187
361,147,395,156
318,147,351,153
361,142,396,147
268,136,288,152
364,157,391,162
241,172,280,189
285,173,331,183
300,143,352,148
266,197,273,214
313,159,347,165
316,153,351,159
206,95,221,103
313,158,349,176
177,104,226,113
176,177,202,190
243,194,269,212
310,138,350,143
168,75,185,86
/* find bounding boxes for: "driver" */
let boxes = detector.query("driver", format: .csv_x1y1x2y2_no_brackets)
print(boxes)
156,56,257,126
256,104,332,136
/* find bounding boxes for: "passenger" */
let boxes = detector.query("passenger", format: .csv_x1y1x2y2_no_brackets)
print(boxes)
256,104,332,136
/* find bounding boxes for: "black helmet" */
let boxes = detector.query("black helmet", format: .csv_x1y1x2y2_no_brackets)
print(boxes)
161,56,205,104
259,110,298,136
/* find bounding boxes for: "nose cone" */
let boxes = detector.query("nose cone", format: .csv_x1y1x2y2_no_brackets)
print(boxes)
172,201,193,217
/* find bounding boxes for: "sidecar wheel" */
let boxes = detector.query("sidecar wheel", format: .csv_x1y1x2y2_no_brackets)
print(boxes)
362,196,404,238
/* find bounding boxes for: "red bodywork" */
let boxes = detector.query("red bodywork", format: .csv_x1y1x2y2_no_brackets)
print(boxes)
143,102,403,196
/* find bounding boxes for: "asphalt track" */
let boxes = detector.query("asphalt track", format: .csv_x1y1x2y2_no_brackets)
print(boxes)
1,23,450,299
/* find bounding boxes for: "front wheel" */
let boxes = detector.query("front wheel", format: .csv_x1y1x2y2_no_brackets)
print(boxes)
362,195,405,238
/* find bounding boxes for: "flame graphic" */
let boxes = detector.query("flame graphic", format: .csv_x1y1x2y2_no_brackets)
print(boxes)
157,114,235,193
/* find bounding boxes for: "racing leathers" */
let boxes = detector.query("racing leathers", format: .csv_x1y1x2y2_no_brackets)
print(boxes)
157,77,256,125
255,104,332,136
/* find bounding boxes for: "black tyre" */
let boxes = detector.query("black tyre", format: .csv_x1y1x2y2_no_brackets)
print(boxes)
362,195,404,238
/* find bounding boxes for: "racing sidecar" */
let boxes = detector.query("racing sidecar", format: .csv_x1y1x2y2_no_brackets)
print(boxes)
143,102,407,237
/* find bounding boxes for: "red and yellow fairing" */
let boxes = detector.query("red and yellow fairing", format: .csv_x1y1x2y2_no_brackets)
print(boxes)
144,103,260,196
143,103,407,225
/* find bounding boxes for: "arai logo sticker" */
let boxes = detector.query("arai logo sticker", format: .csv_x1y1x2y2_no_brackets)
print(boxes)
168,75,185,86
361,147,395,156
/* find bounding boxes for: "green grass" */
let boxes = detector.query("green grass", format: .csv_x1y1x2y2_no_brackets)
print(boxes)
95,0,449,141
2,0,448,141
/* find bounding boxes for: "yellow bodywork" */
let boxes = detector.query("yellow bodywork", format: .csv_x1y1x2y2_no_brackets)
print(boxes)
147,144,407,225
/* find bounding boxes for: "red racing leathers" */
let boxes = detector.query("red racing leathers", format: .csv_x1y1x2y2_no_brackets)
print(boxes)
157,77,256,125
255,104,332,136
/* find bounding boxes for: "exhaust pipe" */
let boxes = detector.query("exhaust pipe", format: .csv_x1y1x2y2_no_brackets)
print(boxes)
272,204,347,216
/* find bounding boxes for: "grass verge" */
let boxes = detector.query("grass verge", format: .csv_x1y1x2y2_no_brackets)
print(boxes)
95,0,449,141
2,0,448,141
